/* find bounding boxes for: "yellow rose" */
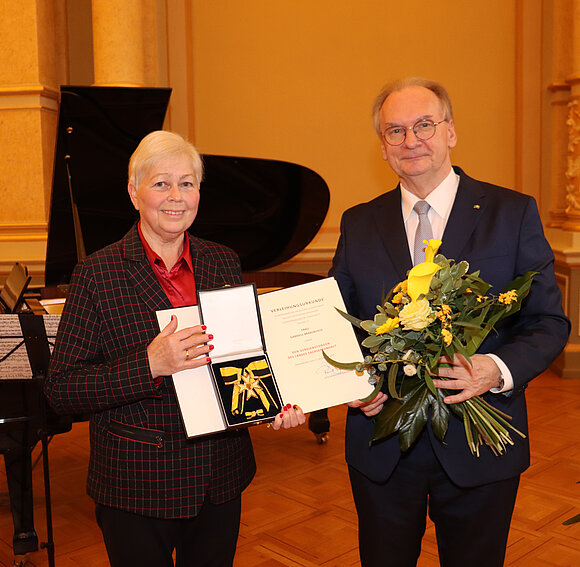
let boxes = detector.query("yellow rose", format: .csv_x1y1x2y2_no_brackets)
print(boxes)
399,299,436,331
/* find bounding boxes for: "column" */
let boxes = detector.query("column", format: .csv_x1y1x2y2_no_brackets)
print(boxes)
91,0,158,87
0,1,67,285
546,0,580,377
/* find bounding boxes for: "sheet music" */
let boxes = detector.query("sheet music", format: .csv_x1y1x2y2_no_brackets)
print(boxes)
0,314,60,379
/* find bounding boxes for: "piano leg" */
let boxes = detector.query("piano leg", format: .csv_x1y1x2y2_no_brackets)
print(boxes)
308,409,330,444
3,442,39,556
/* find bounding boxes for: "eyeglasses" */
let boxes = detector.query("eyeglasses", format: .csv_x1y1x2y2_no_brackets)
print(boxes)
382,119,448,146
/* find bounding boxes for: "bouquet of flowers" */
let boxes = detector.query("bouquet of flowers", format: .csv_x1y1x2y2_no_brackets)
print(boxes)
324,239,536,457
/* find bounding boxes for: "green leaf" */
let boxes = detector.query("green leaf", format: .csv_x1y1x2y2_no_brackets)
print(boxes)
563,513,580,526
335,307,363,329
321,350,360,371
450,260,469,279
387,362,401,400
359,373,384,403
383,302,399,317
360,321,377,334
374,312,388,326
362,335,387,348
397,388,431,451
422,367,437,396
430,389,450,442
371,378,428,449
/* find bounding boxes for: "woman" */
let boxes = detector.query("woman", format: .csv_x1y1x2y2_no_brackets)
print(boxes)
45,130,305,567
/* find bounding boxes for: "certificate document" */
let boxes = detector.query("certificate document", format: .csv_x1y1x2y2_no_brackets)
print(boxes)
157,277,372,437
258,277,372,414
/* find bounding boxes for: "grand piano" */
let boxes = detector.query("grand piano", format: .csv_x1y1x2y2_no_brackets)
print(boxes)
1,85,331,563
45,85,330,286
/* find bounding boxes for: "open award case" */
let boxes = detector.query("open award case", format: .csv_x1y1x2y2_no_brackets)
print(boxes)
197,284,283,428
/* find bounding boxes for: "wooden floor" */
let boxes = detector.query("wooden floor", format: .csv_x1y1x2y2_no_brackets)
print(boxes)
1,370,579,566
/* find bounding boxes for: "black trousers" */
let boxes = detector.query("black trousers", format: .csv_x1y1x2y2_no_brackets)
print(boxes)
95,495,241,567
349,430,520,567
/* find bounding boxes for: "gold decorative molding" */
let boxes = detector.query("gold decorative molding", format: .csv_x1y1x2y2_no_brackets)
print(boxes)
547,207,567,228
0,85,60,111
0,222,48,241
565,99,580,215
548,81,571,92
553,248,580,267
0,223,48,285
555,272,570,319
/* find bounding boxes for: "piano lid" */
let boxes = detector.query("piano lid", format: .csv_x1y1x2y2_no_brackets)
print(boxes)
45,86,171,286
192,154,329,272
45,86,329,286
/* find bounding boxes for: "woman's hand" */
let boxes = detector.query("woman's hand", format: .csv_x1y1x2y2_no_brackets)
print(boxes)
271,404,306,430
147,315,213,379
347,392,388,417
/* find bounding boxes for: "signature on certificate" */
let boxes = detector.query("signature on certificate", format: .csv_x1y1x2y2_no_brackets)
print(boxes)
315,364,344,378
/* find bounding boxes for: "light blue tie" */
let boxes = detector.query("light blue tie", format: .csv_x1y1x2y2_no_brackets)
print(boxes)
413,200,433,265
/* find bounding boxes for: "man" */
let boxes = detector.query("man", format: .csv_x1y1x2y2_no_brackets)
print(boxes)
332,78,570,567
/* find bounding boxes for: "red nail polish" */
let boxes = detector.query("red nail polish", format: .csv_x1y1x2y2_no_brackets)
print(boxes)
293,405,298,410
208,334,214,340
285,403,292,410
206,357,212,363
279,413,284,418
201,325,207,330
209,344,214,350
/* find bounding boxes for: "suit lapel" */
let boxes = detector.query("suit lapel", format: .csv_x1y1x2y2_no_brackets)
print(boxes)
123,225,172,312
374,169,487,279
440,169,487,261
189,236,214,291
374,188,413,283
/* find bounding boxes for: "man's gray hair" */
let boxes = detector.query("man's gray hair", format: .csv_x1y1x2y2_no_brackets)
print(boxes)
371,77,454,136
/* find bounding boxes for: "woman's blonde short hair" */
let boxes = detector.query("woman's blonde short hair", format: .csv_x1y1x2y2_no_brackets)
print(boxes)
128,130,204,187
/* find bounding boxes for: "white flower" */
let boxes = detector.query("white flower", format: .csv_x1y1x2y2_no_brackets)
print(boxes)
403,364,417,376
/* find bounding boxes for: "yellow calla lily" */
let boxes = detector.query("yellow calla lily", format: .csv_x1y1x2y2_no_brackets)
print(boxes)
424,239,442,263
407,239,442,302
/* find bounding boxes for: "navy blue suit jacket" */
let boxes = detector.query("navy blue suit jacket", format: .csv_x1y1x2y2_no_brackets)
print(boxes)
331,167,570,487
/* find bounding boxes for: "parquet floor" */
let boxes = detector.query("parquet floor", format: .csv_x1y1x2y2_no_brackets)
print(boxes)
1,370,579,566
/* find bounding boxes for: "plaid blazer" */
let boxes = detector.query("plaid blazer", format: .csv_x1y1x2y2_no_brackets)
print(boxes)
45,224,256,519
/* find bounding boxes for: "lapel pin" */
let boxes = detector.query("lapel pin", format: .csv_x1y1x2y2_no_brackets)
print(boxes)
473,204,480,209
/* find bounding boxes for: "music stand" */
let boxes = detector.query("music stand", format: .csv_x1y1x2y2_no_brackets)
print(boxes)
0,263,31,314
0,309,56,565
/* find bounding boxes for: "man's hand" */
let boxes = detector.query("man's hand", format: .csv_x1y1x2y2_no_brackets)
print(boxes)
348,391,388,416
432,354,501,404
